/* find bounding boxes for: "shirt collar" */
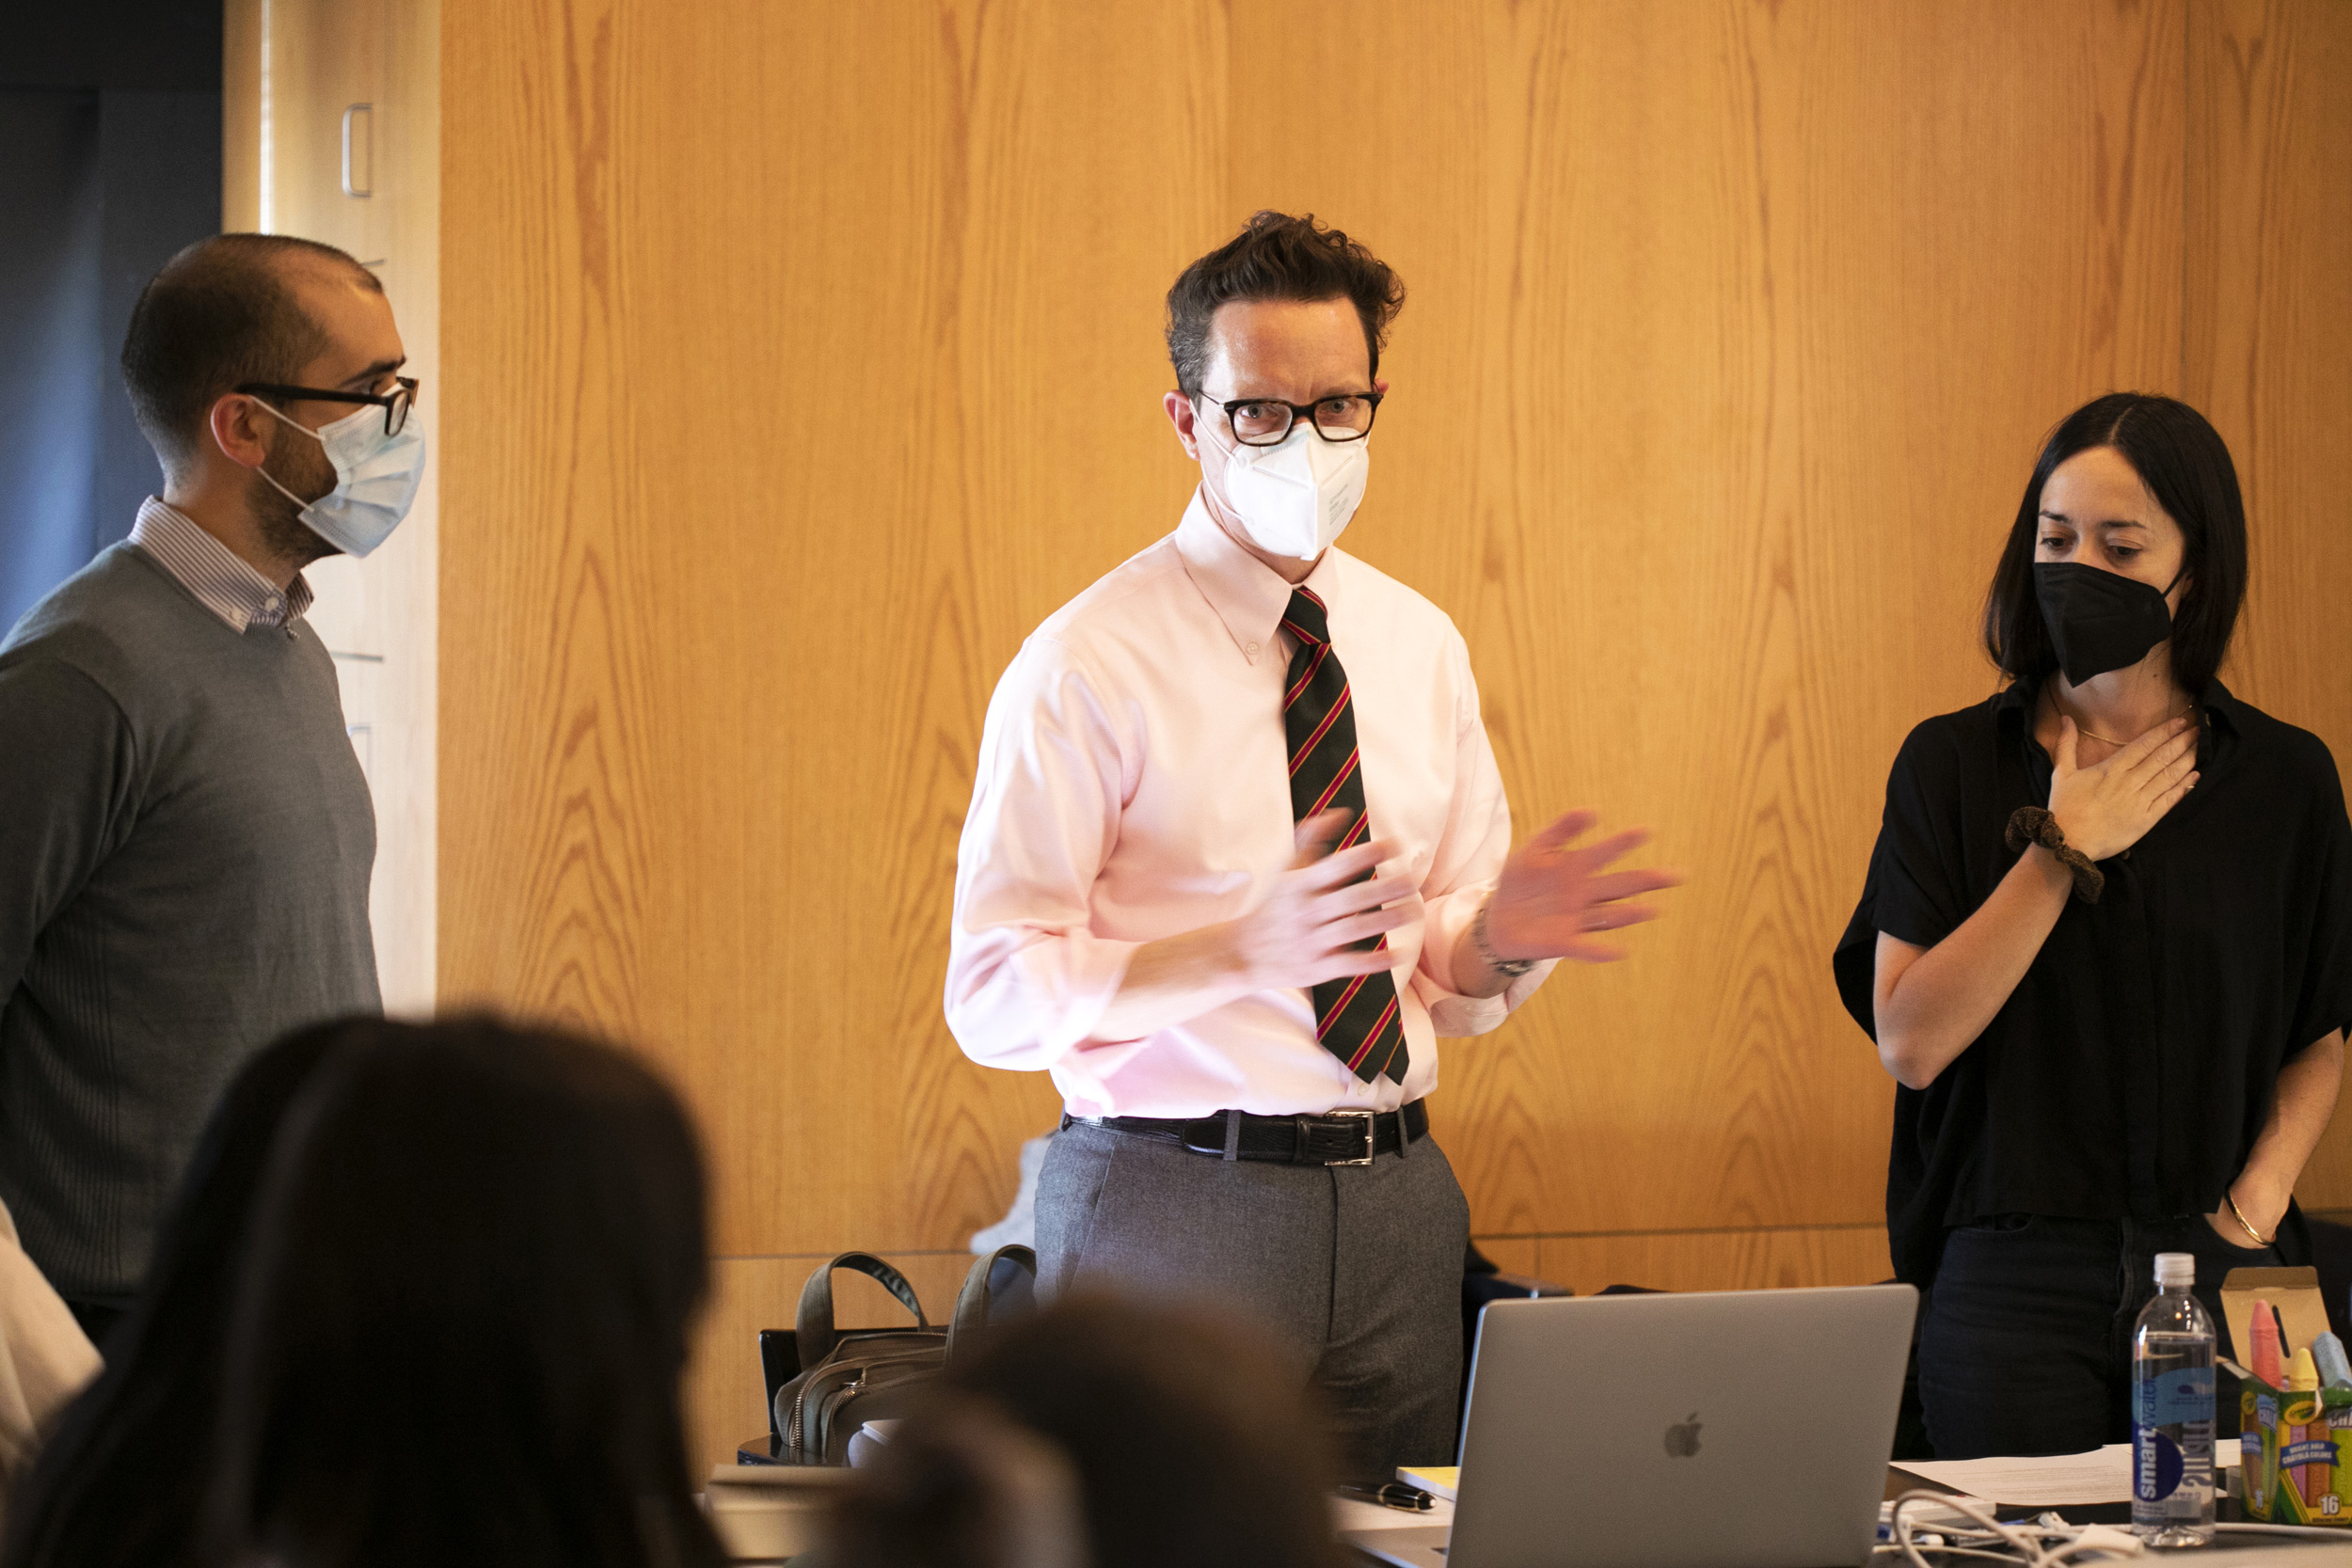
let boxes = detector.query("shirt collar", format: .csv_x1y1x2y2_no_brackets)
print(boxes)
128,498,314,633
1172,490,1346,667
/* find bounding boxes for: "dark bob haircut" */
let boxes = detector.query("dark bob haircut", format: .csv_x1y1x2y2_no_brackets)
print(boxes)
1165,212,1406,399
0,1022,353,1568
1982,391,2248,698
120,232,379,475
206,1015,720,1568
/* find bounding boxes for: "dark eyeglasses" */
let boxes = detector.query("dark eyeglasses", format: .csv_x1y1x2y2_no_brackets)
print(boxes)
1201,390,1383,447
236,376,419,437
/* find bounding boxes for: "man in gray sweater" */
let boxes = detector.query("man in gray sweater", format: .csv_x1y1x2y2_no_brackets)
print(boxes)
0,234,423,1338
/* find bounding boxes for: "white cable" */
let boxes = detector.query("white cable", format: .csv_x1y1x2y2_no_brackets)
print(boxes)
1885,1491,2153,1567
1888,1491,2065,1567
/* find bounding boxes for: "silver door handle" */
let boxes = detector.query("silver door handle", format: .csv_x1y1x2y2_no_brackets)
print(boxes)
342,103,373,198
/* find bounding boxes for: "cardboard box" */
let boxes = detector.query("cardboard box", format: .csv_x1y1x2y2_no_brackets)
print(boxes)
2217,1267,2352,1526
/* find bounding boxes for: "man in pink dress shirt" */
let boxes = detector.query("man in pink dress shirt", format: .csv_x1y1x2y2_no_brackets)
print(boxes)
945,213,1677,1476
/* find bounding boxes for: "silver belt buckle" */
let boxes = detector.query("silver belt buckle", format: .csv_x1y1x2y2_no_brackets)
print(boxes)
1326,1108,1375,1165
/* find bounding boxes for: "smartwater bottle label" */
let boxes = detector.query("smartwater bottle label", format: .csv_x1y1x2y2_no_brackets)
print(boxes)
2137,1428,2185,1501
2135,1368,2215,1428
2135,1368,2213,1502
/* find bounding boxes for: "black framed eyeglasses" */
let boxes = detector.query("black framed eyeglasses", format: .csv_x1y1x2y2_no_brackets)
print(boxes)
1201,390,1383,447
236,375,419,437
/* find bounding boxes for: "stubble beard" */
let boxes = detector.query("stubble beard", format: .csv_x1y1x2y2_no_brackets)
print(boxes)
249,432,343,569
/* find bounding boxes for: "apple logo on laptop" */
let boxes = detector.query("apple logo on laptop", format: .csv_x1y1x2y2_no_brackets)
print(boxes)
1663,1413,1703,1458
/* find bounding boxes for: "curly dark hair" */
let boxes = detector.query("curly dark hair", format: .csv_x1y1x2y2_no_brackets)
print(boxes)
1165,212,1406,397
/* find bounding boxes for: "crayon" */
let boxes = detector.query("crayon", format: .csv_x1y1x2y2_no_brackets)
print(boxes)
2253,1299,2286,1387
2315,1331,2352,1391
2291,1347,2325,1509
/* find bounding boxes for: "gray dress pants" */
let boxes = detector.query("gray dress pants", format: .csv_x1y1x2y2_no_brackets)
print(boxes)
1034,1118,1471,1479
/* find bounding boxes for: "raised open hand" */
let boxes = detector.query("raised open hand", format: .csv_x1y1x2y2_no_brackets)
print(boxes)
1225,809,1422,992
2046,714,2199,863
1483,809,1681,965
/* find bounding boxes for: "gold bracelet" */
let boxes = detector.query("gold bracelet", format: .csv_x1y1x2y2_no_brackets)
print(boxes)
2227,1191,2273,1248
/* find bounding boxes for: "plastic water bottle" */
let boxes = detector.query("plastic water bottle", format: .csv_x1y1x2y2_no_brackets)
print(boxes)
2133,1251,2217,1545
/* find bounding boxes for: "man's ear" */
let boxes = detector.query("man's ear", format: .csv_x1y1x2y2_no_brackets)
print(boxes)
1164,389,1202,462
207,392,275,471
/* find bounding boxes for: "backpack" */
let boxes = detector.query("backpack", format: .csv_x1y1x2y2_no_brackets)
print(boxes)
771,1245,1036,1465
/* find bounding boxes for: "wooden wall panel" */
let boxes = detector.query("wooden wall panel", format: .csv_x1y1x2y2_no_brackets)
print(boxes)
2185,0,2352,1203
434,0,2352,1476
438,0,1228,1471
1234,1,2186,1240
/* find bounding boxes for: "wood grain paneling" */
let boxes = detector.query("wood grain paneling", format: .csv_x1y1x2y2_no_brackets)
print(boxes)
1240,2,2188,1241
437,0,1232,1466
430,2,2352,1477
439,0,1225,1291
2184,0,2352,1203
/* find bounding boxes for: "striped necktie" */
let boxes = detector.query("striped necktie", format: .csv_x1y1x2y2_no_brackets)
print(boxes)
1280,586,1408,1085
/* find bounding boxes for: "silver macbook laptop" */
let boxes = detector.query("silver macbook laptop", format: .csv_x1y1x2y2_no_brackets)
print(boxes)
1346,1285,1916,1568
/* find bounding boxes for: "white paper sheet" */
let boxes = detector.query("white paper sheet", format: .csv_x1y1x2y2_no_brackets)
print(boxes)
1891,1444,2136,1507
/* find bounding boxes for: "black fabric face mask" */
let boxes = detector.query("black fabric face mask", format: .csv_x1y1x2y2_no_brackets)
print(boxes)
2033,562,2176,686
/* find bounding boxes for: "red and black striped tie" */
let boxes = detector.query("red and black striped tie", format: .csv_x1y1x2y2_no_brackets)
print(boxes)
1281,586,1407,1085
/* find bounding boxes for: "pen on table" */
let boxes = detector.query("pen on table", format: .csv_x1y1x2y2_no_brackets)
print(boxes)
1342,1482,1436,1512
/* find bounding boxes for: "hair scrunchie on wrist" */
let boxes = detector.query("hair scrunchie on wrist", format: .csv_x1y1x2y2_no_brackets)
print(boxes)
2005,805,2105,905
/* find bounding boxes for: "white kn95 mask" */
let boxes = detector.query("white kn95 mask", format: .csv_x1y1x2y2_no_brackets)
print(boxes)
1218,423,1371,562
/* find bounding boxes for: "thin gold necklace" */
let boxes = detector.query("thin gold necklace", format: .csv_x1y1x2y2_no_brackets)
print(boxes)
2049,692,2191,748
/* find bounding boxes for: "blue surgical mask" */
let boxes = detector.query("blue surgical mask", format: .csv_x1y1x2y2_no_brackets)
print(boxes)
254,399,427,558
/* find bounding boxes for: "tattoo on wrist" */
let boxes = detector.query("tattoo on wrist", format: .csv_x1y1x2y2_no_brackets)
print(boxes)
2004,806,2105,904
1471,902,1537,978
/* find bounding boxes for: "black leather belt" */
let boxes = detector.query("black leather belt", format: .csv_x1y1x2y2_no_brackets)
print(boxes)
1062,1100,1428,1166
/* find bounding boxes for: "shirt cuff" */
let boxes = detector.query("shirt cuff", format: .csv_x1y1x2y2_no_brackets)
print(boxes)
1413,886,1556,1037
946,927,1145,1073
1416,958,1556,1037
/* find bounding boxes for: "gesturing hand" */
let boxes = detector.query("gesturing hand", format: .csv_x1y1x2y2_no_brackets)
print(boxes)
2046,715,2199,863
1483,810,1681,965
1226,809,1421,992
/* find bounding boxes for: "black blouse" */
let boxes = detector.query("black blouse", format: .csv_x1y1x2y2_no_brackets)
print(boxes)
1834,679,2352,1287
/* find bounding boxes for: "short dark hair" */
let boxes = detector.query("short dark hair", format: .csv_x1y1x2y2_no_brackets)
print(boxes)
821,1294,1350,1568
1165,212,1406,398
206,1015,721,1568
1982,391,2249,698
119,232,381,473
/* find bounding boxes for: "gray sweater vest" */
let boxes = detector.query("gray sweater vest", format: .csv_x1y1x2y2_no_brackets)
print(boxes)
0,544,378,1299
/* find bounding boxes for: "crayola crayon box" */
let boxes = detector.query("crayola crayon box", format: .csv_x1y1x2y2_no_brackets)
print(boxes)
2219,1266,2352,1525
2239,1372,2352,1524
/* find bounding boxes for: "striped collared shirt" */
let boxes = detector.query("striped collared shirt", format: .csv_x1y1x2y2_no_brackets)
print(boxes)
126,498,314,634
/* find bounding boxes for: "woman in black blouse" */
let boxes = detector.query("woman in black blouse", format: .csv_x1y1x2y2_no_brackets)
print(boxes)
1836,392,2352,1459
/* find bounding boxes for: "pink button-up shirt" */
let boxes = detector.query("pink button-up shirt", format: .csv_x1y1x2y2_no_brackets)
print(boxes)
946,494,1552,1118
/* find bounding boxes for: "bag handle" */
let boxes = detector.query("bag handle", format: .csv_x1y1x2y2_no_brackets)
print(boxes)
796,1252,929,1367
947,1243,1038,1365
